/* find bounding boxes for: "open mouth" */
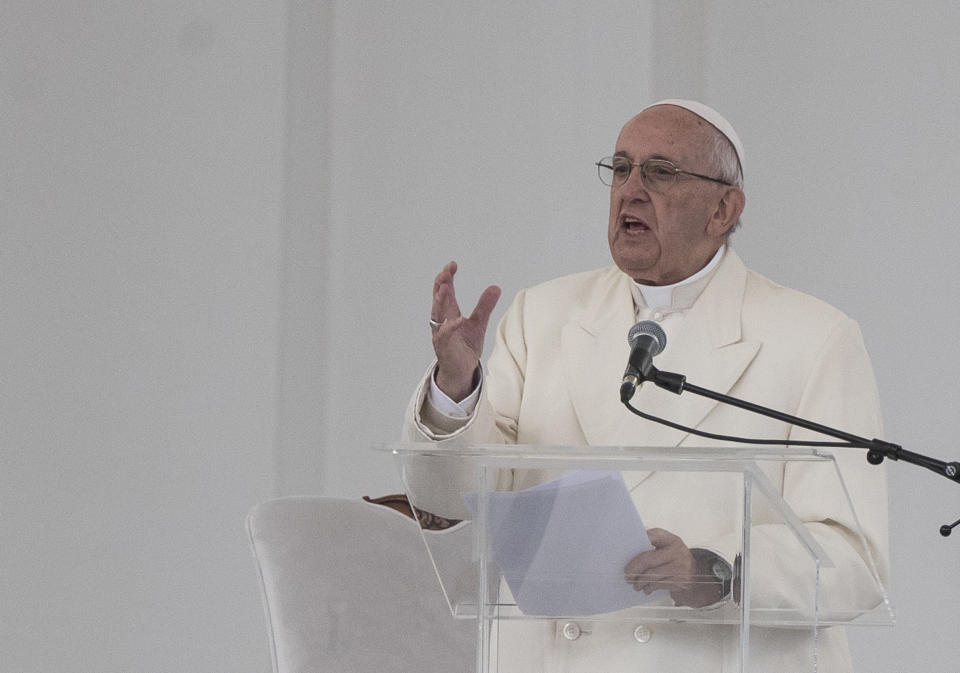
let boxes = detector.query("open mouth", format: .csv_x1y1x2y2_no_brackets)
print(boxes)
621,215,650,232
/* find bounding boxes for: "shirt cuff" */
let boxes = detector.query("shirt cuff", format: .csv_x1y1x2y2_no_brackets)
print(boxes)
426,366,482,418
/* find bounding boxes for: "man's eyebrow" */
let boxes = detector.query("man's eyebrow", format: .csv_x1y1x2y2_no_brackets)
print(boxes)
613,150,677,164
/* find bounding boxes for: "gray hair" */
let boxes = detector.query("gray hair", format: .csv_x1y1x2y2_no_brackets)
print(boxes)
707,128,743,233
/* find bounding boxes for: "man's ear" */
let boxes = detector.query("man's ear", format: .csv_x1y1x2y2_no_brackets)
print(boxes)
708,187,745,237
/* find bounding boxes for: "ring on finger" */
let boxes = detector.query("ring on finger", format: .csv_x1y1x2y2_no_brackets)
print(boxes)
429,318,445,329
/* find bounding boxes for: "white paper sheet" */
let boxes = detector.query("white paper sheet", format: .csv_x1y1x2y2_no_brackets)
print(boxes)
464,470,664,616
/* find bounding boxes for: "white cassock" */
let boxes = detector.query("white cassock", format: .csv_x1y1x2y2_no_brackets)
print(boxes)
402,249,889,673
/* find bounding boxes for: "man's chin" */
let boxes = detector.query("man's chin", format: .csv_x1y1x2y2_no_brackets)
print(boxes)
611,254,658,284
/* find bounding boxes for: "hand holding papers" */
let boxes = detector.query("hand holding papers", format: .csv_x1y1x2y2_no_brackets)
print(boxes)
464,471,666,616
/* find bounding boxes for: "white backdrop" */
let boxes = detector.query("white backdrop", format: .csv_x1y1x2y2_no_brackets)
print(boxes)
3,2,958,672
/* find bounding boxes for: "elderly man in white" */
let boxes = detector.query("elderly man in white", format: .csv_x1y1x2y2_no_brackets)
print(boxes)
402,100,889,672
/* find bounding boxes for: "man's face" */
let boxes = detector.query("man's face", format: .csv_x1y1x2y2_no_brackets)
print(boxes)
607,105,731,285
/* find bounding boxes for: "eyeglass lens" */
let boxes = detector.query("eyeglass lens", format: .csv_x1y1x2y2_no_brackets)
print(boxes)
598,158,676,191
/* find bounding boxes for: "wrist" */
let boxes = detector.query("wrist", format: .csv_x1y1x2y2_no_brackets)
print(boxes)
435,364,481,403
673,549,733,608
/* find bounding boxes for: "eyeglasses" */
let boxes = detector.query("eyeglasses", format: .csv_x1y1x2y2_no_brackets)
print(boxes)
596,156,733,192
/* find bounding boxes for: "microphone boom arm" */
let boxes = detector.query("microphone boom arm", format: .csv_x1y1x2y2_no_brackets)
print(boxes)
647,365,960,486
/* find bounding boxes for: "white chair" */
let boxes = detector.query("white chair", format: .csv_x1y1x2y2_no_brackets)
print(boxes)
246,496,476,673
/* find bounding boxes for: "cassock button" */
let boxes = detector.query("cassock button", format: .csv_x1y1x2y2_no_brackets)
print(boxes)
652,311,664,321
562,622,582,641
633,624,653,643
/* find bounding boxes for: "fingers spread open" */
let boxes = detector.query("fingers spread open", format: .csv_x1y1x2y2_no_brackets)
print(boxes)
469,285,501,328
432,263,462,321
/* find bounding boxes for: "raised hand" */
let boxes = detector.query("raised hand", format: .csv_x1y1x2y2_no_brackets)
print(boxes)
430,261,501,401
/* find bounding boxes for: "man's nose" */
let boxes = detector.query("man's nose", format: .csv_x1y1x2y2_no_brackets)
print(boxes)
620,166,651,199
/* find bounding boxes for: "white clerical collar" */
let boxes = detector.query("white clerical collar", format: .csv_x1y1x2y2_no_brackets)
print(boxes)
632,245,725,310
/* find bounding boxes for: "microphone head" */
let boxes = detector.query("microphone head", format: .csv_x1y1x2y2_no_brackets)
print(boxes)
627,320,667,356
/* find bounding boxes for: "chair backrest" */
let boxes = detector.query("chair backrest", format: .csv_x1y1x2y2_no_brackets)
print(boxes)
246,496,475,673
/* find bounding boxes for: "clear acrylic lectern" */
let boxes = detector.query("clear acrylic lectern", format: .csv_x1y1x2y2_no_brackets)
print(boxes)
386,444,893,673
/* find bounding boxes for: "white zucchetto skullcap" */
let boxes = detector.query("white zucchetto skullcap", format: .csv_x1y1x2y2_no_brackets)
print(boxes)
644,99,745,176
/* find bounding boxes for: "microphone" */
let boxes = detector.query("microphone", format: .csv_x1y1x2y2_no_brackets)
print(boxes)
620,320,667,403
